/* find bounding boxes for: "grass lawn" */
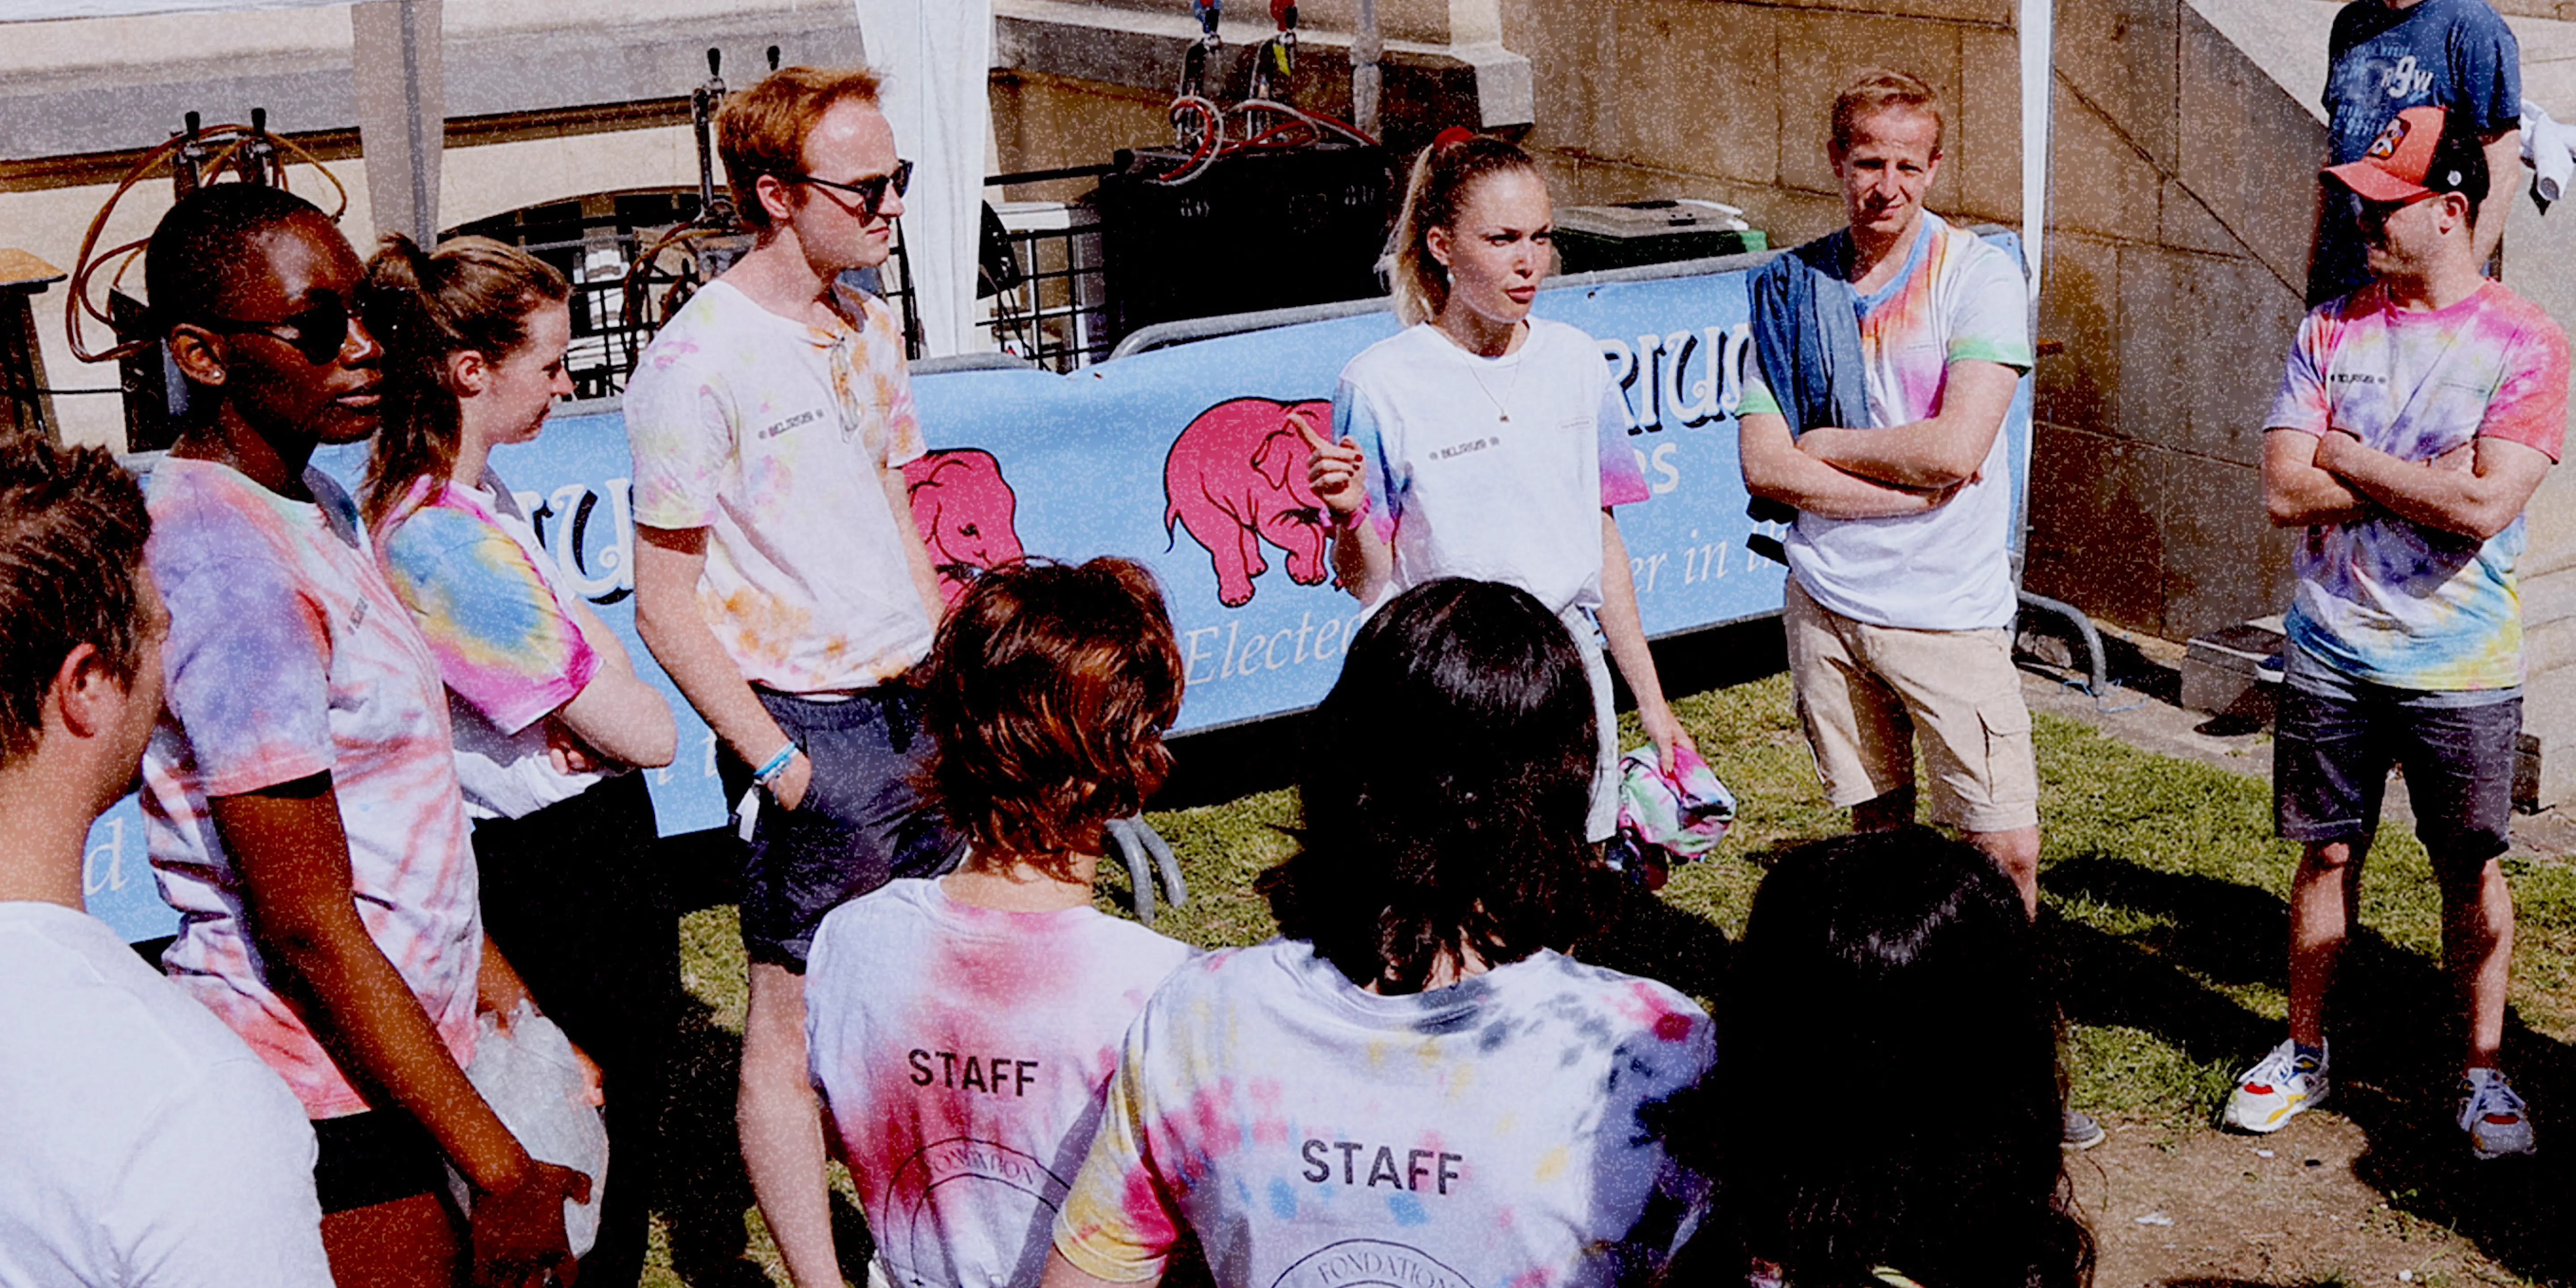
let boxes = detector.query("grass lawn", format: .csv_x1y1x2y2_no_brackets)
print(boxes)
643,671,2576,1287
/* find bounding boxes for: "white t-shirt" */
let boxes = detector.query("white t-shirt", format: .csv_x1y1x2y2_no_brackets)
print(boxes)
1051,940,1713,1288
625,278,934,694
0,902,332,1288
1740,213,2034,631
1337,319,1654,617
806,878,1195,1288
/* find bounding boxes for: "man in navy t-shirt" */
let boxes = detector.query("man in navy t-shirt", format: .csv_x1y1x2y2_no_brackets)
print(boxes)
2310,0,2521,305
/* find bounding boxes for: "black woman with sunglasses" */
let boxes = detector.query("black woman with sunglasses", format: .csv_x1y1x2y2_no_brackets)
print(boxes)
139,182,588,1288
623,64,962,1288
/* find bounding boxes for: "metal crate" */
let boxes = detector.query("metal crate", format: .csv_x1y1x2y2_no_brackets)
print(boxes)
981,201,1107,372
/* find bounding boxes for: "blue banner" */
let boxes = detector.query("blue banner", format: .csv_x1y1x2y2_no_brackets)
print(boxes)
88,234,2031,942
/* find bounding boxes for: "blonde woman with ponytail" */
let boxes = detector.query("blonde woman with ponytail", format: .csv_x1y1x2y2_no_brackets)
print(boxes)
1302,129,1694,844
362,232,678,1288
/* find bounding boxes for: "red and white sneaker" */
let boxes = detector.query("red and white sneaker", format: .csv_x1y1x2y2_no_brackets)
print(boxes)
2459,1067,2536,1159
2225,1038,2327,1134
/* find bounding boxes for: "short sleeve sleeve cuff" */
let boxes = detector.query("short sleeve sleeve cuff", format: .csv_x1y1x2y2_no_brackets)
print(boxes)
1737,369,1782,419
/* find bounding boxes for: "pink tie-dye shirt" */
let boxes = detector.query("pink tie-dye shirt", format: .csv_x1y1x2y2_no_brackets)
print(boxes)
1051,942,1712,1288
2268,281,2570,691
625,279,934,694
141,458,482,1120
805,878,1195,1287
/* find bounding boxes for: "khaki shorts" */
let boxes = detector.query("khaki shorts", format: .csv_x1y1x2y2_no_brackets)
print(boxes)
1784,578,2039,834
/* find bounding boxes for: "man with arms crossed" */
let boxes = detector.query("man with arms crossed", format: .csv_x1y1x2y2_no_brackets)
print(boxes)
1737,72,2097,1148
0,437,331,1287
2227,106,2564,1159
2309,0,2519,307
627,64,958,1286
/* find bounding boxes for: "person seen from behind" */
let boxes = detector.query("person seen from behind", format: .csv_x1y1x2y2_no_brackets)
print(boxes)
0,436,334,1288
1042,577,1713,1288
805,557,1198,1288
1670,828,2093,1288
2229,105,2568,1159
363,232,681,1286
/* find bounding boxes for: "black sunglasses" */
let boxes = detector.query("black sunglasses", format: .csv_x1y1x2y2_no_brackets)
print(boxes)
202,296,356,366
783,159,914,215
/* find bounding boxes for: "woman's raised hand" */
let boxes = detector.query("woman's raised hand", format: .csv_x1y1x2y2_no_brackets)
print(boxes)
1297,416,1367,521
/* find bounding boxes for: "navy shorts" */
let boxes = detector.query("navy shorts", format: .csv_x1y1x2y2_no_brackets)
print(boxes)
2274,663,2520,873
312,1109,446,1214
721,685,963,971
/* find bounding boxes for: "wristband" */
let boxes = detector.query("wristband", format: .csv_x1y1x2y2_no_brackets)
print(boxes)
752,743,799,786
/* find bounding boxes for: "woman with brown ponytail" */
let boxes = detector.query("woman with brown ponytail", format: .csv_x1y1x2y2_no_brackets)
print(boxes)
362,233,678,1288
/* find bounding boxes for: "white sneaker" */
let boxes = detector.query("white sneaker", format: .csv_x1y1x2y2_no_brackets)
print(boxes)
2459,1067,2537,1159
2225,1038,2328,1134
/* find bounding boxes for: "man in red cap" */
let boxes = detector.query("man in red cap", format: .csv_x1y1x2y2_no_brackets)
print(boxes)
2228,105,2569,1159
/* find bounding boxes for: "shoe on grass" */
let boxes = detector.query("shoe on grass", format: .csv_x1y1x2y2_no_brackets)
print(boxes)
2062,1109,2106,1151
2459,1067,2536,1159
2225,1038,2327,1134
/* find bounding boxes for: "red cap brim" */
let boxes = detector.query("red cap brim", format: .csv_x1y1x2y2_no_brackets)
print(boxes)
2326,159,2430,203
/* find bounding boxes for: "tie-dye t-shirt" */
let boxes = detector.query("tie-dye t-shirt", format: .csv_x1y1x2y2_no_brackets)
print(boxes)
1740,212,2034,631
1335,319,1653,618
626,278,933,693
141,458,481,1120
1051,941,1713,1288
374,473,605,820
805,878,1195,1288
2268,281,2571,692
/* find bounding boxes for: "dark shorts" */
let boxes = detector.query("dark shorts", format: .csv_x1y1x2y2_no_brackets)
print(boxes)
721,685,962,972
2274,670,2520,873
313,1109,447,1215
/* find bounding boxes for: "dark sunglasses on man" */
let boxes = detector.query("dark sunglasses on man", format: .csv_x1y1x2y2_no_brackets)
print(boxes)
781,158,915,216
199,294,359,366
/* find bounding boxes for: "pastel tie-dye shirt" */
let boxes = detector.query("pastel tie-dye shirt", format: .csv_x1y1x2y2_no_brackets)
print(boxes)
1335,319,1653,618
626,278,934,693
141,458,481,1119
1740,212,2034,631
2268,281,2571,691
374,474,604,820
1051,941,1713,1288
806,878,1195,1288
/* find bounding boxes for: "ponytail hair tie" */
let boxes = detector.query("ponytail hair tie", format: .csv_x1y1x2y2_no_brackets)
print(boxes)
1433,126,1478,148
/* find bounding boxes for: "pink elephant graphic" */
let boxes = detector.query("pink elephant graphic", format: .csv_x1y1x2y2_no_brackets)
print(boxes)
1163,398,1336,607
902,448,1025,606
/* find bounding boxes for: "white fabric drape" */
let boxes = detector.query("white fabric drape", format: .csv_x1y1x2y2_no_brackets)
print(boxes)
852,0,993,356
2019,0,2054,314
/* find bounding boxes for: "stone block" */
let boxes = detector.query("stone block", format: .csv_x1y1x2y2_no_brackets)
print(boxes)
1774,9,1963,198
2048,89,2163,243
2115,246,2298,469
2159,179,2242,258
2524,614,2576,676
1955,25,2021,225
2523,564,2576,632
1589,0,1779,185
2035,233,2118,437
2522,466,2576,581
1741,0,2012,24
2024,420,2167,634
2176,4,2326,289
2149,447,2293,639
2055,0,2179,176
2180,618,2283,720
